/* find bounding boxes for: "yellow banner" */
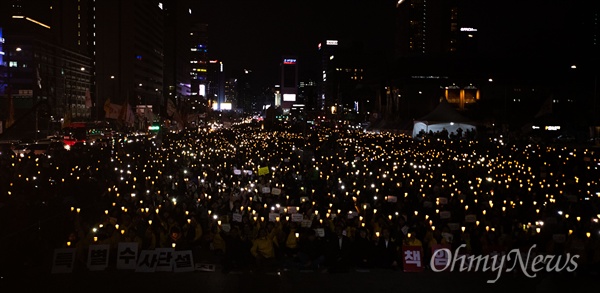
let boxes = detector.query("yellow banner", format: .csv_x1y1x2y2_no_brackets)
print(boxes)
258,166,270,176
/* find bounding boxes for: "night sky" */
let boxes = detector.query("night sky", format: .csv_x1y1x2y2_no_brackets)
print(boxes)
192,0,586,86
192,0,397,86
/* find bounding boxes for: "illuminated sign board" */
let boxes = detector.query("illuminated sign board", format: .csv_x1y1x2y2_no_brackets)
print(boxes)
460,27,477,32
220,103,232,110
209,60,218,63
199,84,206,96
283,94,296,102
283,59,296,65
326,40,338,45
545,126,560,131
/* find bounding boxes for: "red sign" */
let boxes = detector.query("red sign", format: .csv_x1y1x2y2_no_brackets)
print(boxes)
431,244,452,271
402,245,424,272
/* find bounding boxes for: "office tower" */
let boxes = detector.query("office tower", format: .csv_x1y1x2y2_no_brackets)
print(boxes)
163,0,192,103
280,56,298,112
0,0,93,138
190,23,208,99
318,40,338,110
207,59,225,110
95,0,164,115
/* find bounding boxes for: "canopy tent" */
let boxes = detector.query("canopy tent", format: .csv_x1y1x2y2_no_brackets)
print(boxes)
412,99,476,138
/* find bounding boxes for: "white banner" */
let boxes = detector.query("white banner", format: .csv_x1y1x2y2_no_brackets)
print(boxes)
117,242,139,270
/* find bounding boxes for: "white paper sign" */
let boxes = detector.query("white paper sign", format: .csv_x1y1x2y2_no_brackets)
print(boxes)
315,228,325,237
136,250,158,273
401,225,409,236
173,250,195,273
195,263,216,272
155,248,175,272
291,213,304,222
52,248,76,274
262,187,271,194
117,242,139,270
271,188,282,195
221,224,231,232
232,213,243,222
87,244,110,271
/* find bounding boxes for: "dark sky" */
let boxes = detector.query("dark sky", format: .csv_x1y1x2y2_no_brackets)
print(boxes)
191,0,397,86
190,0,595,87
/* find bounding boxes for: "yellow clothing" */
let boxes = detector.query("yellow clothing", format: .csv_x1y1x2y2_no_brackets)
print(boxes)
212,232,226,252
251,237,276,259
405,238,423,247
286,229,298,249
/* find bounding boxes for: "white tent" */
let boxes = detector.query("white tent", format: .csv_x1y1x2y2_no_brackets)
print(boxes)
412,99,476,138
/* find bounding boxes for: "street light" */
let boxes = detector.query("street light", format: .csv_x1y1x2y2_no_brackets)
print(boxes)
15,47,21,52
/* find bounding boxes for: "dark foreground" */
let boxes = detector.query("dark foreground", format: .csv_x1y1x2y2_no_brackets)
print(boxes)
0,266,595,293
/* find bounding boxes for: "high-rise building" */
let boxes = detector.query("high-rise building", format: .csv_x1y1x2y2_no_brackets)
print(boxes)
280,56,298,111
163,0,192,103
207,59,225,110
395,0,478,58
318,40,339,110
0,0,93,138
190,23,208,100
95,0,164,116
224,78,237,111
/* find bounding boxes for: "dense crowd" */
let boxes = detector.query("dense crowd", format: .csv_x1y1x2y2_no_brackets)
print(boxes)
1,122,600,275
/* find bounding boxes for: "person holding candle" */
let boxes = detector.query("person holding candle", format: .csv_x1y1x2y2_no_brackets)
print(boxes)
250,228,277,272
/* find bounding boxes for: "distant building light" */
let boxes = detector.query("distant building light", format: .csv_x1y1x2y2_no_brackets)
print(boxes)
158,2,163,10
571,65,577,69
326,40,338,46
488,78,493,82
189,8,192,14
330,55,334,60
16,47,22,52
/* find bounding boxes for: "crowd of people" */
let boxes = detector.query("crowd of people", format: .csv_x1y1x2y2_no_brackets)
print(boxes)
1,122,600,276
